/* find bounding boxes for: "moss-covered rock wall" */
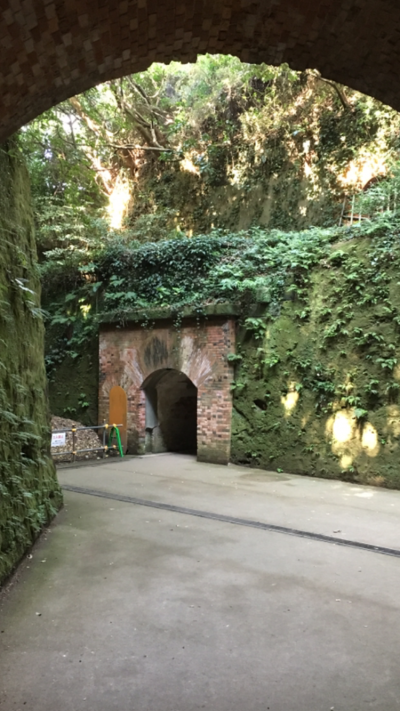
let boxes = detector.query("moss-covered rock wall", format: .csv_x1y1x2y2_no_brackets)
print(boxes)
43,217,400,488
231,233,400,487
45,330,99,426
125,80,398,240
127,164,341,239
0,141,62,584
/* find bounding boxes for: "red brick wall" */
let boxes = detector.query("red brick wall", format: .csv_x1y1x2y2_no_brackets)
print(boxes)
99,318,235,464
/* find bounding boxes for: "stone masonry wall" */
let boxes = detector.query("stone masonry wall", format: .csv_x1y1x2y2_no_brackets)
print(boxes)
99,317,235,464
2,0,400,144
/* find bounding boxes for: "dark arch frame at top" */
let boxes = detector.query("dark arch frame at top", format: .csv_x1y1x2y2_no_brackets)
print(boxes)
1,0,400,144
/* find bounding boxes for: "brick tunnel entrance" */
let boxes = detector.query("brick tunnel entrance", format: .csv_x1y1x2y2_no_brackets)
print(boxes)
143,369,197,455
99,308,236,464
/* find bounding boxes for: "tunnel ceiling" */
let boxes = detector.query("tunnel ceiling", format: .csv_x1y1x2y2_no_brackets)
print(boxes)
0,0,399,143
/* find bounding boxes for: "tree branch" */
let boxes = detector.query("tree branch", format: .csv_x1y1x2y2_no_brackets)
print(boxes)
110,143,175,152
311,70,352,111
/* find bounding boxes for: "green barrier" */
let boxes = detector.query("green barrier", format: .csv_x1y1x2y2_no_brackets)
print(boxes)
107,425,124,457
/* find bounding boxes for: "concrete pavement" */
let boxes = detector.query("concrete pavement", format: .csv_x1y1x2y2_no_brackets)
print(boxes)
1,455,400,710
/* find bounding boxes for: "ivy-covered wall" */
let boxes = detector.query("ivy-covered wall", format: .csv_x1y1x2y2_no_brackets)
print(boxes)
0,141,62,584
232,233,400,486
44,221,400,488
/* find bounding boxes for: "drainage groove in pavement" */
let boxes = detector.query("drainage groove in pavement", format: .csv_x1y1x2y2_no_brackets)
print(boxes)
62,484,400,559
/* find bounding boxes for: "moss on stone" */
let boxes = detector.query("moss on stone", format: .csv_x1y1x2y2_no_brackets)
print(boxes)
0,140,62,584
231,234,400,488
46,335,99,426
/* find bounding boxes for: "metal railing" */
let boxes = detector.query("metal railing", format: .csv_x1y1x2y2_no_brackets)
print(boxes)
51,422,123,462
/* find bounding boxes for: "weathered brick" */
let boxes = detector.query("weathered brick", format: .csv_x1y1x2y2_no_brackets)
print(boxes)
1,0,400,143
99,317,235,464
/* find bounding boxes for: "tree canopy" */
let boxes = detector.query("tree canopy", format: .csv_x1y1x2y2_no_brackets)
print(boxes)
20,54,400,267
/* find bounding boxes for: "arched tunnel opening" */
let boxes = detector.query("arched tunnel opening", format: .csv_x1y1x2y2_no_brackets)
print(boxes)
1,0,400,143
142,368,198,455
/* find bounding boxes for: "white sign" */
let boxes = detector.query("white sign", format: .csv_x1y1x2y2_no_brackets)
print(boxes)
51,432,66,447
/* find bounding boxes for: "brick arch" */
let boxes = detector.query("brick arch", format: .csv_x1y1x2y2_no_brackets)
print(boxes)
1,0,400,143
99,316,236,463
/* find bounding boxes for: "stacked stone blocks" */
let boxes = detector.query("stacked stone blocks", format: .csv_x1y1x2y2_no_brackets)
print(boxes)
1,0,400,144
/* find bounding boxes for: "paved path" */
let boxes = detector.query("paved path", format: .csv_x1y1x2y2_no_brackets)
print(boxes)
1,455,400,710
